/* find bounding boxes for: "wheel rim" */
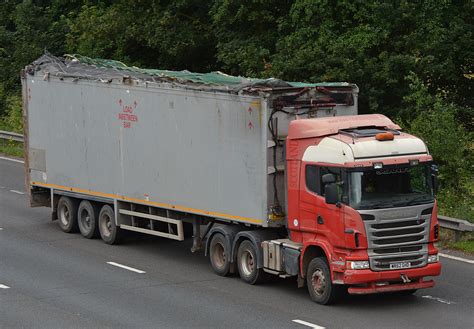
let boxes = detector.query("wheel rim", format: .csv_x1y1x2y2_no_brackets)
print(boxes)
212,242,226,269
311,269,326,296
240,250,254,276
100,213,112,237
59,204,70,226
79,208,91,231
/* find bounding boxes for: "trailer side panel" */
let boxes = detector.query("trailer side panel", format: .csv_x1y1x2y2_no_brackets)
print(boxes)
26,77,268,225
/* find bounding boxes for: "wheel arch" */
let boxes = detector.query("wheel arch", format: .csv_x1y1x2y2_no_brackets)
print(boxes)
232,230,280,268
300,242,332,278
204,225,242,259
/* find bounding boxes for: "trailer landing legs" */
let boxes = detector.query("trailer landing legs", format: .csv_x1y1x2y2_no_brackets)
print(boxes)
191,219,203,253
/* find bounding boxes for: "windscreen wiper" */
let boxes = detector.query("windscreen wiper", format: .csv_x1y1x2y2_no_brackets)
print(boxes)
404,196,433,206
370,202,396,209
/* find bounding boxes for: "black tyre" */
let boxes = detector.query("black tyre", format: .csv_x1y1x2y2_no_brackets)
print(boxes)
209,233,233,276
306,257,342,305
237,240,265,284
77,200,100,239
98,205,122,245
57,196,79,233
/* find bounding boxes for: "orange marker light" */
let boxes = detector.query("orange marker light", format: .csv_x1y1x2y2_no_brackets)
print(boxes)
375,132,394,141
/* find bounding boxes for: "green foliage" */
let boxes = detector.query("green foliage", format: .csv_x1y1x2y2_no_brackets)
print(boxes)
0,83,6,117
401,74,473,221
440,229,474,254
438,189,474,223
0,139,23,158
0,93,22,133
67,1,216,72
210,0,291,76
270,1,473,118
0,0,75,115
0,91,23,157
448,238,474,254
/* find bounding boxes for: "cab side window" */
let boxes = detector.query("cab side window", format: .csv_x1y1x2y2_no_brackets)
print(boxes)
306,165,319,194
320,167,342,195
305,165,341,196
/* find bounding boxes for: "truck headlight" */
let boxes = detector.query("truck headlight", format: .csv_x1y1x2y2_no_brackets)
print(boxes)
347,261,370,270
428,254,439,263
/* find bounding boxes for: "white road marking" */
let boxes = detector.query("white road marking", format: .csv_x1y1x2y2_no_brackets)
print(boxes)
9,190,24,195
292,319,326,329
439,253,474,264
0,228,3,230
0,156,24,164
107,262,146,274
421,295,454,305
0,284,10,289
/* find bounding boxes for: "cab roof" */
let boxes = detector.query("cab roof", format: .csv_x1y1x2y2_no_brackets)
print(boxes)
287,114,401,140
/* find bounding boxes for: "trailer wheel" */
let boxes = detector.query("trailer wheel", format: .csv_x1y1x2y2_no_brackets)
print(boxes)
57,196,79,233
98,205,122,245
77,200,100,239
209,233,233,276
237,240,265,284
306,257,341,305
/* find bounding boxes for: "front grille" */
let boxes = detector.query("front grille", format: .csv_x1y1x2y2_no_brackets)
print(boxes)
372,226,424,237
372,219,424,230
372,254,427,270
375,235,425,245
373,245,422,255
361,205,432,271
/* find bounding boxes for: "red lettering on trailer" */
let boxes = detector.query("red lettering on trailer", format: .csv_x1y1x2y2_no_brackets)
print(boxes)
117,100,139,128
123,105,134,113
118,113,138,122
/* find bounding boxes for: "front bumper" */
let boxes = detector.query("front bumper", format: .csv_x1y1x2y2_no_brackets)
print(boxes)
348,279,434,294
343,262,441,295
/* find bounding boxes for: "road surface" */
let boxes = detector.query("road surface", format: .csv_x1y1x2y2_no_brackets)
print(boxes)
1,157,473,328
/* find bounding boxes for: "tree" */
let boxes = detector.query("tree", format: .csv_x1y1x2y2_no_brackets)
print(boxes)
270,1,473,119
402,73,473,219
210,0,291,77
0,0,77,115
67,0,217,72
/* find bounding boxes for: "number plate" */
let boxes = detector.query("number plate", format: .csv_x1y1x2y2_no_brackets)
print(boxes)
390,262,411,270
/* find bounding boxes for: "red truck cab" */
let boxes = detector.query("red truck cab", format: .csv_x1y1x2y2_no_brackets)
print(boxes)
286,114,441,304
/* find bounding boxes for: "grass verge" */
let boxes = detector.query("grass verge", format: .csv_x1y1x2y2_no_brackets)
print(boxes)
439,229,474,255
0,140,23,158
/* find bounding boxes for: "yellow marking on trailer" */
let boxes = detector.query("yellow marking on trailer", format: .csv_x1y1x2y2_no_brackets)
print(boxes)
250,100,261,109
31,182,263,224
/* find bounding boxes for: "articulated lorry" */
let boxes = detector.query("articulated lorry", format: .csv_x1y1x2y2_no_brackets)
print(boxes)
22,54,441,304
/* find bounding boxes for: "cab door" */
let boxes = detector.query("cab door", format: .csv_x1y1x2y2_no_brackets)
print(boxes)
299,164,345,248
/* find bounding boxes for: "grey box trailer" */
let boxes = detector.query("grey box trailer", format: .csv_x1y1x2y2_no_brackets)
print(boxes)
22,54,358,244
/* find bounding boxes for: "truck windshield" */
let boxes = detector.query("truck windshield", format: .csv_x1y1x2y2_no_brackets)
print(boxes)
348,164,434,210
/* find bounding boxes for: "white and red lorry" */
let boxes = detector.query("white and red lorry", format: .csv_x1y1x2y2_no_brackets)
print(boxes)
22,54,441,304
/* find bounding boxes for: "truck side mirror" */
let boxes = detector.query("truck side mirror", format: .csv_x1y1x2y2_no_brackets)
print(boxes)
325,183,338,204
322,173,336,184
